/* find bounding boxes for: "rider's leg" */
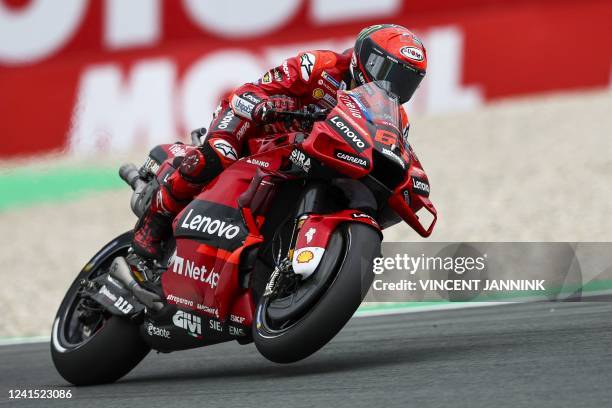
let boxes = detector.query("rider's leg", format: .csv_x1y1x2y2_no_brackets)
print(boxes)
131,137,238,260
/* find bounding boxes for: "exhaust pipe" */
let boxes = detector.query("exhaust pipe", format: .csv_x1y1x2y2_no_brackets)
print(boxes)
109,257,164,311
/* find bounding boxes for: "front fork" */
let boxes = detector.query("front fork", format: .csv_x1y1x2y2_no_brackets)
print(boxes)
264,181,381,296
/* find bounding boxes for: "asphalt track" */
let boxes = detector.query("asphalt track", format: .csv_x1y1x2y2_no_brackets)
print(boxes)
1,302,611,408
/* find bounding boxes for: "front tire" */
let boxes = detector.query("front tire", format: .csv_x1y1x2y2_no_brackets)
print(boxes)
51,232,151,386
253,223,380,363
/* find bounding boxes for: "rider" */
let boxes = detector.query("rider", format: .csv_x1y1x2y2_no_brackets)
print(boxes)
129,23,427,271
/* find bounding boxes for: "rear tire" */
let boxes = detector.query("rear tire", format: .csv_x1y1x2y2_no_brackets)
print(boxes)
253,223,380,363
51,315,150,386
51,232,151,386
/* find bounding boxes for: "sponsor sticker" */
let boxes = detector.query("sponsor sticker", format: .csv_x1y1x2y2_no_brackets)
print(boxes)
146,322,171,339
246,158,270,168
197,303,218,316
292,247,326,279
282,60,291,80
272,68,283,82
411,176,430,196
214,109,237,131
312,88,324,99
209,320,223,332
113,296,134,314
402,189,410,205
297,250,314,263
175,201,246,250
334,149,370,169
167,293,195,308
231,94,255,119
170,252,220,288
236,121,250,140
289,148,311,172
300,53,316,82
305,227,316,244
323,93,336,106
321,70,340,88
173,310,202,337
261,71,272,84
400,46,424,62
169,143,187,157
242,92,262,105
351,212,379,226
229,326,246,336
328,115,370,153
212,139,238,160
382,147,406,169
179,208,242,242
142,157,160,174
338,94,363,119
230,314,246,324
98,285,117,302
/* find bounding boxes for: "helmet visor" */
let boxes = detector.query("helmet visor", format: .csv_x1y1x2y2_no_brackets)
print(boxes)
364,52,425,103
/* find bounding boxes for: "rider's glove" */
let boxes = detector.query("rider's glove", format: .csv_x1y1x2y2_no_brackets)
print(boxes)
252,96,299,124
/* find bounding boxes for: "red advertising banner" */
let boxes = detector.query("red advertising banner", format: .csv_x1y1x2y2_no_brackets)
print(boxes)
1,0,611,158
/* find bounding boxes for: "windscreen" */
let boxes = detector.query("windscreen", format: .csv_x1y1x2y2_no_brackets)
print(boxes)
341,81,405,147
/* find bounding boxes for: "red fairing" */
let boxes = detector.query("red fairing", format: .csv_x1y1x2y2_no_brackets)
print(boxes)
162,146,295,324
388,149,437,237
302,91,376,178
295,210,382,252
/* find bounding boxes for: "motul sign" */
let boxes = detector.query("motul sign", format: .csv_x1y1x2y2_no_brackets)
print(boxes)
1,0,610,158
0,0,403,65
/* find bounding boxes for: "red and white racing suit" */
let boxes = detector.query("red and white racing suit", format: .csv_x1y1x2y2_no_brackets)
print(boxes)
133,48,410,258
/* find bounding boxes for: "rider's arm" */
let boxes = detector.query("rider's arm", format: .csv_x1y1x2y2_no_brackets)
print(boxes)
229,51,328,121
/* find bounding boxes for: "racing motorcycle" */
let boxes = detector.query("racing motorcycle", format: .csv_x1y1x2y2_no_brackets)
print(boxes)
51,81,437,385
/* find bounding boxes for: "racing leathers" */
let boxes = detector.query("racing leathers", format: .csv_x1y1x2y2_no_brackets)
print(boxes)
132,48,411,259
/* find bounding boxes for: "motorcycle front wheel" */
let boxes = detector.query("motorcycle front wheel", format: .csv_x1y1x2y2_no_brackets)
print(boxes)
253,222,380,363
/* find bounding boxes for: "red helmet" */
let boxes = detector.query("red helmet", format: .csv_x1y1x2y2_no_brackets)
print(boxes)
351,24,427,103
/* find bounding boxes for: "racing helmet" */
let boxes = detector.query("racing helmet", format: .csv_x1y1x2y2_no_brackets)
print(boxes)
351,24,427,103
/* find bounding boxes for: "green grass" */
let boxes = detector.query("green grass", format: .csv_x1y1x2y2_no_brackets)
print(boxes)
0,166,124,211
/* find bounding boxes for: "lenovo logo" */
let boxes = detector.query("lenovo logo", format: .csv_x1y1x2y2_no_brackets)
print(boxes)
329,116,369,152
180,209,241,240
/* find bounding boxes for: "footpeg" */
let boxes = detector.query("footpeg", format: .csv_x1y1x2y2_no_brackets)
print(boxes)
110,257,164,311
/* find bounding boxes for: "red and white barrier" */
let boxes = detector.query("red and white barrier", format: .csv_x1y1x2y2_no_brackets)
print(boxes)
1,0,610,157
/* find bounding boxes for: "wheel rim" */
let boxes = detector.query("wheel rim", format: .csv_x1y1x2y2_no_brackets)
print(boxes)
255,227,351,338
53,247,129,352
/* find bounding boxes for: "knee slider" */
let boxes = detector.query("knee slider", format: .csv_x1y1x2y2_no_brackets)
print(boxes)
178,142,224,184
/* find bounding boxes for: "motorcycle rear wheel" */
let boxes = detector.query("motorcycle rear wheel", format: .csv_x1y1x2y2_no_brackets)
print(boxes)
51,232,151,386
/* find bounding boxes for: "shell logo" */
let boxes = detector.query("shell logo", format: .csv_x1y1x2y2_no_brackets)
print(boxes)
400,46,424,62
296,250,315,263
312,88,325,99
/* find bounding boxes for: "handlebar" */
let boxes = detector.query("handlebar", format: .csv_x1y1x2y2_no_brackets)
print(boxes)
119,163,141,190
263,107,329,124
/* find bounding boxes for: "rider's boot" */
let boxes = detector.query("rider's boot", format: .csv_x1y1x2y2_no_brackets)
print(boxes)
127,145,224,274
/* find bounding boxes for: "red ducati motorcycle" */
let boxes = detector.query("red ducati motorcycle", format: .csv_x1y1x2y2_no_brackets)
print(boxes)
51,82,436,385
